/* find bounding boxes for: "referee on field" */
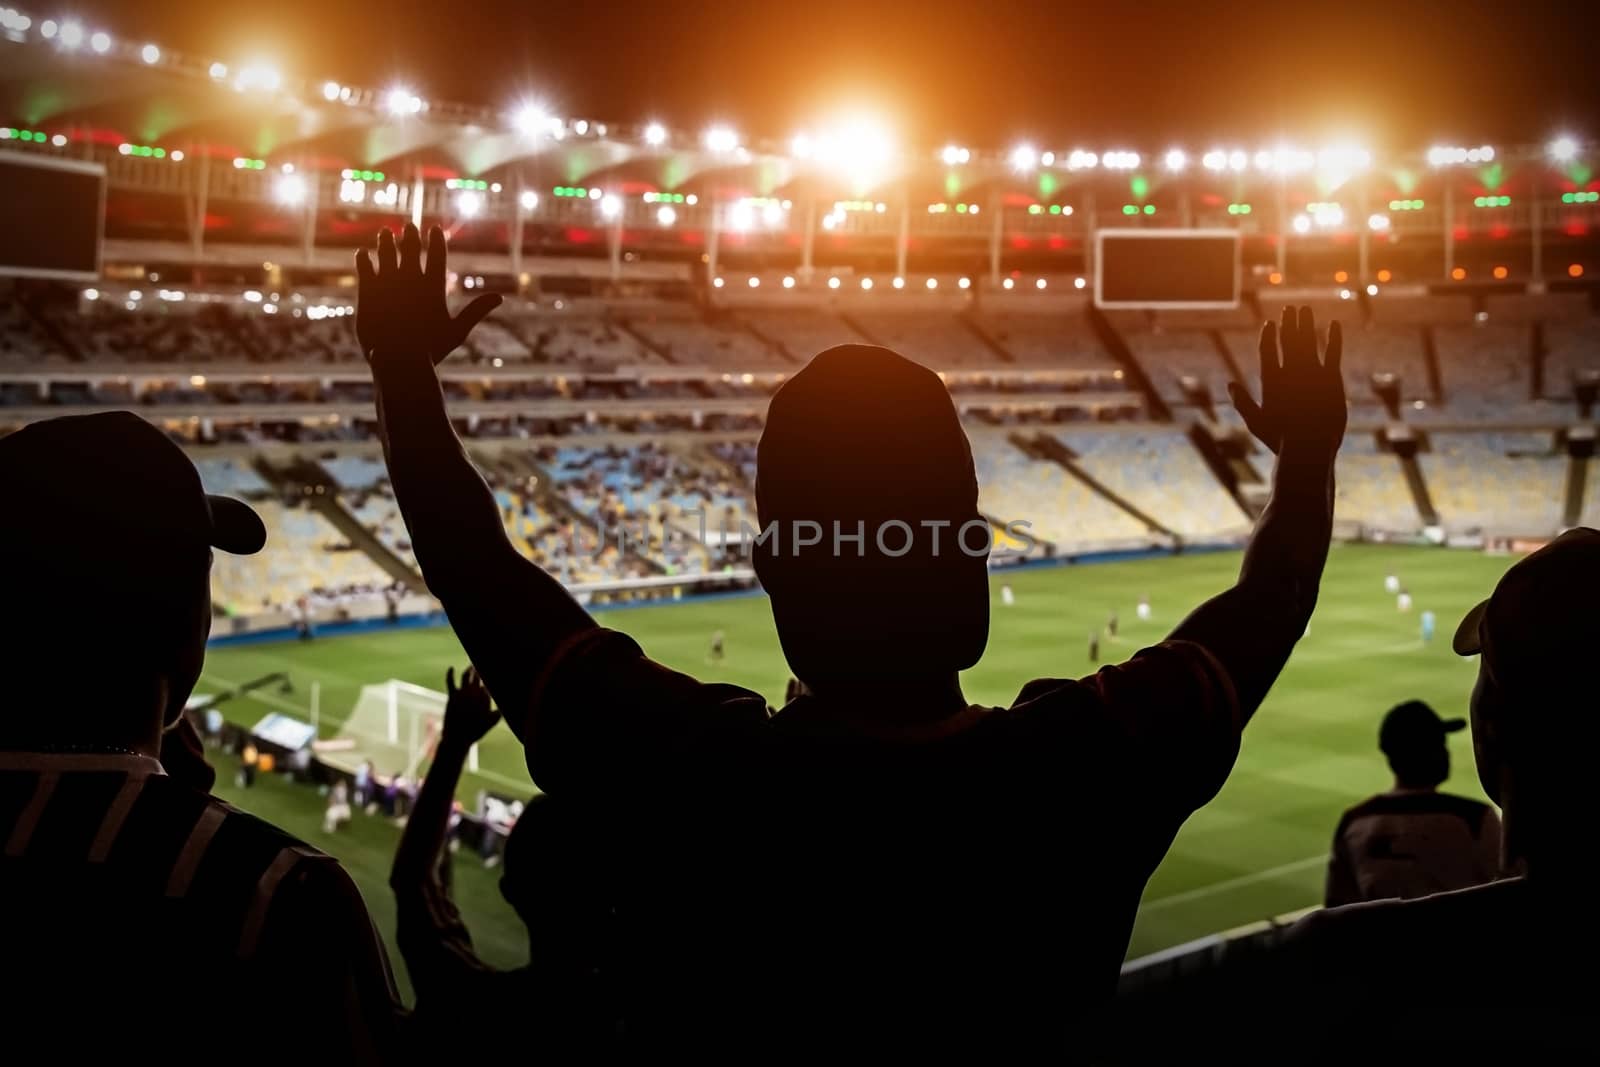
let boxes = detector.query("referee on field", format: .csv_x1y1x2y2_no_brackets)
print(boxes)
0,414,402,1062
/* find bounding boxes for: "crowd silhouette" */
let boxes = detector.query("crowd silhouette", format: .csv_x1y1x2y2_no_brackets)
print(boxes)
1,222,1593,1059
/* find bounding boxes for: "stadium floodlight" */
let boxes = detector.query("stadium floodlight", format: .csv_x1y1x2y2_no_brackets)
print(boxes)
713,277,725,288
58,19,83,48
1102,150,1140,170
1164,148,1187,172
1074,277,1087,290
644,122,667,147
322,81,342,101
861,277,874,291
237,64,282,92
1367,284,1379,296
274,174,308,206
942,144,971,166
748,276,760,288
209,61,228,80
703,125,739,153
170,149,184,162
1067,149,1098,170
729,201,755,232
1009,143,1038,173
457,191,483,218
573,119,589,136
1368,213,1391,232
599,193,621,220
761,202,784,228
892,276,905,290
1035,278,1047,290
1002,277,1014,290
89,30,110,53
1292,213,1312,234
82,288,99,301
1228,150,1248,171
827,276,841,290
520,189,539,211
783,276,796,289
1428,144,1494,167
50,133,65,147
958,277,971,290
656,205,676,227
1202,149,1227,171
1549,135,1580,163
791,132,814,158
926,278,938,290
387,86,423,116
137,42,160,64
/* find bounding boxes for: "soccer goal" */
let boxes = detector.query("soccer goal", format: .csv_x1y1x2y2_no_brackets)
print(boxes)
325,679,479,780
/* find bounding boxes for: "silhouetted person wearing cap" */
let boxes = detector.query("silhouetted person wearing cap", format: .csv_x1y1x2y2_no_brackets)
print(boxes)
1131,529,1600,1055
1324,700,1501,907
357,224,1347,1055
0,412,402,1062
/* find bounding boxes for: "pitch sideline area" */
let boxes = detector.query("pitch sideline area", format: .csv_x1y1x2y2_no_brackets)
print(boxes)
198,543,1511,963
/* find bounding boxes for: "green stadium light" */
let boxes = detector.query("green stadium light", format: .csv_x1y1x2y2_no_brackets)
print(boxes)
1143,204,1156,215
1122,204,1137,215
1048,204,1061,215
1561,191,1599,204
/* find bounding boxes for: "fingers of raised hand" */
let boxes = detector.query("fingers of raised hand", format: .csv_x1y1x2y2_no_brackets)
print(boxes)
400,222,423,276
446,666,457,695
425,226,448,285
378,227,398,275
1324,319,1343,377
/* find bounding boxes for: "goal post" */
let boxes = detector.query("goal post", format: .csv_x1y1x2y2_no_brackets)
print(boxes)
326,679,479,779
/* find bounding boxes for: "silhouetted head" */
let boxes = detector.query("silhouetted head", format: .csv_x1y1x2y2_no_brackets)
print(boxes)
0,412,265,753
753,345,988,696
1378,700,1459,789
1454,527,1600,874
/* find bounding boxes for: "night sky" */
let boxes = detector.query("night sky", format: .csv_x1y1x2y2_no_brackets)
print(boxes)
68,0,1600,150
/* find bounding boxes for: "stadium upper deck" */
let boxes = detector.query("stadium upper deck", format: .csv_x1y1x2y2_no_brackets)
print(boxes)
2,5,1600,286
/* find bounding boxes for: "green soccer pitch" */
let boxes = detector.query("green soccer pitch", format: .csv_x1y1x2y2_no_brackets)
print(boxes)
200,542,1514,994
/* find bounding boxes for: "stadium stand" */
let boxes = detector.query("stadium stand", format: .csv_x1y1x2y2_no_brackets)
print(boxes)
1057,429,1247,540
975,310,1115,369
847,310,991,367
1542,317,1600,399
209,499,398,614
505,307,658,366
626,307,784,366
970,432,1155,550
735,307,865,360
1333,434,1420,533
1433,320,1535,415
1419,431,1568,534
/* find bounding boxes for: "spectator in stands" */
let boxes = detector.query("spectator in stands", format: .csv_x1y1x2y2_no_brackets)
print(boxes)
1324,700,1501,906
1130,529,1599,1055
357,224,1346,1055
1272,529,1599,1048
0,411,402,1060
391,666,608,1054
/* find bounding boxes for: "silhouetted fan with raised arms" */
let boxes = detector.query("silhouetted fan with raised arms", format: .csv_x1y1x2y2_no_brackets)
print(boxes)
357,222,1346,1057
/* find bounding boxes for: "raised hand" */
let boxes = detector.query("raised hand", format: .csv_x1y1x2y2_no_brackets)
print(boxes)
355,222,501,366
441,665,501,747
1227,306,1347,458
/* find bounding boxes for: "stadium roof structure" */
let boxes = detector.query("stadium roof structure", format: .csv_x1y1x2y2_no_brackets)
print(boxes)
3,4,1593,205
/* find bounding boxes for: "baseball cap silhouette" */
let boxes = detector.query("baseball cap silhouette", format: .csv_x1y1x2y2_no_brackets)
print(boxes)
1379,700,1464,757
1453,527,1600,688
0,411,266,561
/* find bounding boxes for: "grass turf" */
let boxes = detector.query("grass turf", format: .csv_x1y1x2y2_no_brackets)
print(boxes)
200,542,1513,994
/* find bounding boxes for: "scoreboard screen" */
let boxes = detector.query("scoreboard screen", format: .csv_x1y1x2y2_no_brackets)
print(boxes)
0,152,104,281
1095,229,1240,309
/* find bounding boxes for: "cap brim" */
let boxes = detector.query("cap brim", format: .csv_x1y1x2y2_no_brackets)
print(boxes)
1452,599,1488,656
1441,718,1467,733
206,495,267,555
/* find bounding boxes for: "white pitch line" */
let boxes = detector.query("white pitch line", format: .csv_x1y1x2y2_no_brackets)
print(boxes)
1140,855,1325,912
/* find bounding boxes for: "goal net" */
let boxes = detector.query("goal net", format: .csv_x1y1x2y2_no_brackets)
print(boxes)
322,679,479,780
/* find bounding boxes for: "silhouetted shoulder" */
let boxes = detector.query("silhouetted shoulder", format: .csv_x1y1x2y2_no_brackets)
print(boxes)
1334,789,1496,838
1008,640,1242,813
524,627,772,793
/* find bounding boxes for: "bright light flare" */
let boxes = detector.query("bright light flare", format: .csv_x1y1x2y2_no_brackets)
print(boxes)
58,20,83,49
322,81,341,101
456,191,483,218
942,144,971,166
1550,135,1580,163
703,125,739,153
1010,143,1038,173
656,205,676,226
1164,148,1187,172
644,122,667,147
387,86,424,116
599,194,621,220
520,190,539,211
1102,150,1140,170
89,30,110,53
273,174,307,206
